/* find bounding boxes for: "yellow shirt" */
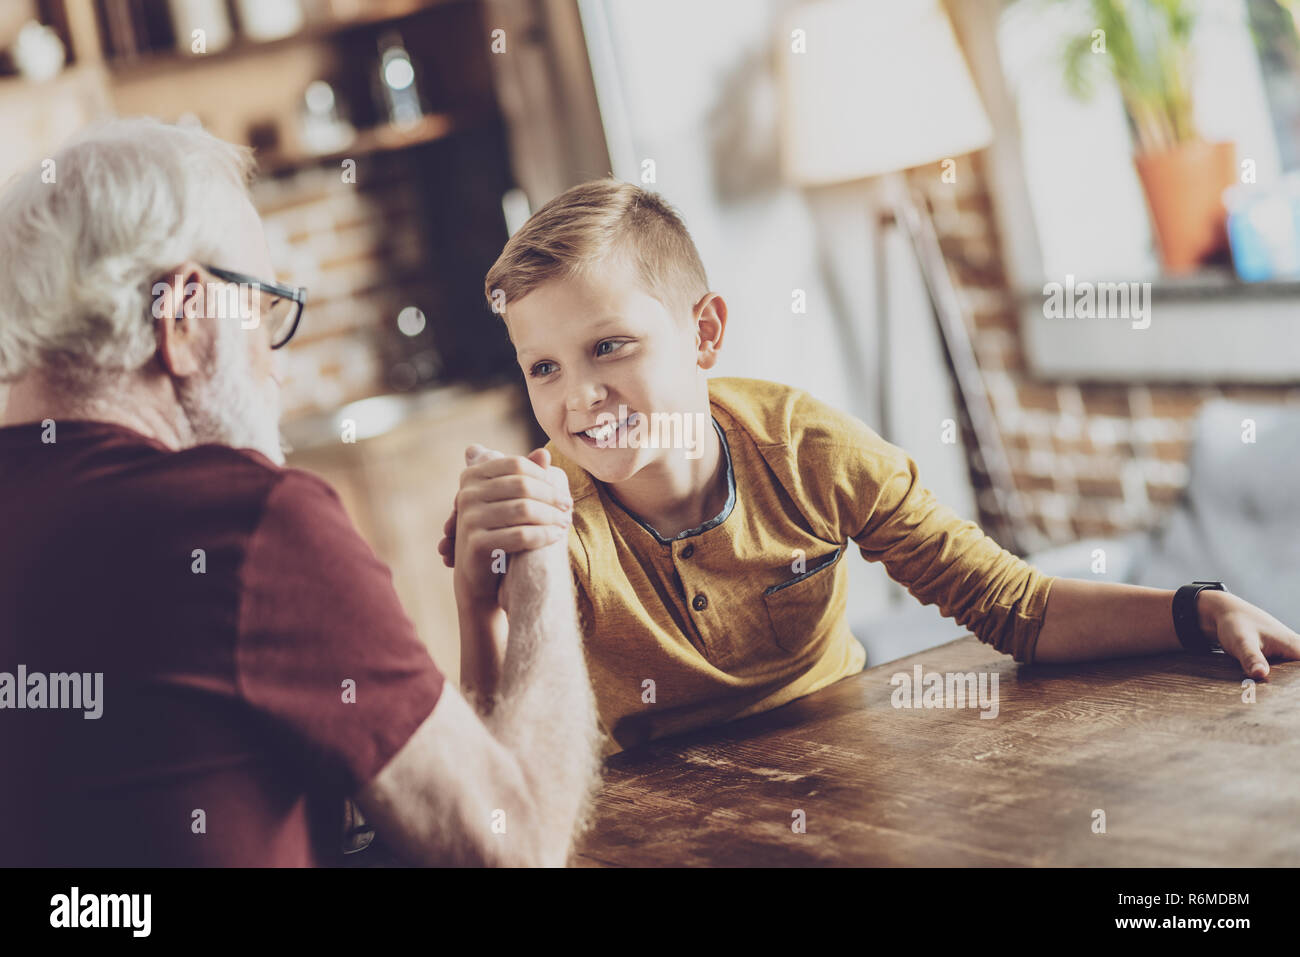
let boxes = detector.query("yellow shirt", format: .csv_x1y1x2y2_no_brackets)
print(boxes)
546,377,1057,754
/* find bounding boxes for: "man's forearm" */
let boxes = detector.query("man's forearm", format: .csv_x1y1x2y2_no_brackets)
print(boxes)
1035,577,1227,663
486,545,601,864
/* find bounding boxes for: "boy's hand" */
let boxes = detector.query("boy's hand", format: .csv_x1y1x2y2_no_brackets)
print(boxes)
439,444,573,610
1203,590,1300,681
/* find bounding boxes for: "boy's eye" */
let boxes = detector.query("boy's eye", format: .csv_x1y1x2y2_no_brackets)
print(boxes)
529,360,557,378
595,339,627,357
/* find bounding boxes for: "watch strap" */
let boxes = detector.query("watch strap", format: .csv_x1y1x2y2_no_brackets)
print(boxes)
1172,581,1225,654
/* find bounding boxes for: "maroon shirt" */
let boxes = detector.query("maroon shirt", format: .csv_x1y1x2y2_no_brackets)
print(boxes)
0,419,444,866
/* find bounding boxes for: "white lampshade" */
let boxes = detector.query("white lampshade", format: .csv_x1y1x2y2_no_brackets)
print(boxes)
777,0,994,186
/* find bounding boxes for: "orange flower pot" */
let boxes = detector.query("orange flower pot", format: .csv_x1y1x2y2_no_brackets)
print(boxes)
1133,140,1236,274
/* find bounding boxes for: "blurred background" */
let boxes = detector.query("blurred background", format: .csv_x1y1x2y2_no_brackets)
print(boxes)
2,0,1298,679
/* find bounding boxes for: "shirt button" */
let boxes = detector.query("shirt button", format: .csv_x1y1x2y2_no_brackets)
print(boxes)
681,544,695,559
692,593,708,611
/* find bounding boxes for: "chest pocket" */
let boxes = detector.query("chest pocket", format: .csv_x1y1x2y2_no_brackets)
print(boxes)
762,544,846,654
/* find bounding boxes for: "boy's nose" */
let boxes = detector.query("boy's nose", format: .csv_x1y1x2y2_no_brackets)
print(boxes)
565,381,607,411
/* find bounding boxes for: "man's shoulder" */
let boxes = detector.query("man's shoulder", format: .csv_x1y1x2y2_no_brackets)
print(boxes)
114,443,351,553
168,444,338,508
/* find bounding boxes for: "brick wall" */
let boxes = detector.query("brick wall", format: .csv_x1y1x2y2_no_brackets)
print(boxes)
0,156,431,425
252,153,439,422
905,153,1300,550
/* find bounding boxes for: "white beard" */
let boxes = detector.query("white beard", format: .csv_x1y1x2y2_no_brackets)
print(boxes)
176,322,287,466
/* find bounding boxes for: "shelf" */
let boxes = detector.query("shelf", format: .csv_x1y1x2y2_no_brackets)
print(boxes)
257,112,459,175
1019,290,1300,383
1016,266,1300,305
1135,267,1300,301
101,0,462,81
0,62,107,98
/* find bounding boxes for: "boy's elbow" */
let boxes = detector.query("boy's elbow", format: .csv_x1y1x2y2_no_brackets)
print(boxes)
973,618,1037,664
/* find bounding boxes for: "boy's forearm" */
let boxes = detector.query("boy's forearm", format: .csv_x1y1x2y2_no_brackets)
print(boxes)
1034,577,1227,663
456,593,507,710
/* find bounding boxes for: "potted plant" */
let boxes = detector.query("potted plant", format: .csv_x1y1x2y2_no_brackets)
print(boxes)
1056,0,1236,273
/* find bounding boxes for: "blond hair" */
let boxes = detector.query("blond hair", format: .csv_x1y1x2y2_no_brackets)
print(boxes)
484,179,708,321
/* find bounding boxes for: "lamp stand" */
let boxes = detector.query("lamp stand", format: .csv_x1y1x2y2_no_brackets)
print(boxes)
874,172,1034,556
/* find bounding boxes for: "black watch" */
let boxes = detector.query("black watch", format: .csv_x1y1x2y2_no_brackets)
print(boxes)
1172,581,1226,654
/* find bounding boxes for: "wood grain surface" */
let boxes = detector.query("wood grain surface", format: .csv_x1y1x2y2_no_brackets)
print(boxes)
572,636,1300,867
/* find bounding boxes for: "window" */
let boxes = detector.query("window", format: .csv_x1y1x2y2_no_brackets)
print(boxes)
997,0,1287,283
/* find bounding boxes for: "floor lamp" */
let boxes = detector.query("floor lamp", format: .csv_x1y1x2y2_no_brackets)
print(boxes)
776,0,1032,555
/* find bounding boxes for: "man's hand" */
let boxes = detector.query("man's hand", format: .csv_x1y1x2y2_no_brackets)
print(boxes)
1200,590,1300,681
439,444,573,611
357,440,598,867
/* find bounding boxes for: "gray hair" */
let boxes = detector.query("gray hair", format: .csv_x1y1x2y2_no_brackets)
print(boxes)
0,116,256,383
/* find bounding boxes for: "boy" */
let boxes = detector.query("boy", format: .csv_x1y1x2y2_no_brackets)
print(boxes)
439,179,1299,755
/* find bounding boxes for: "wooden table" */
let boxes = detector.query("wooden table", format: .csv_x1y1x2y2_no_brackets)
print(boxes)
572,635,1300,866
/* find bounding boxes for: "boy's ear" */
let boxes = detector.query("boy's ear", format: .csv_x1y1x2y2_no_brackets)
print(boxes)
693,292,727,371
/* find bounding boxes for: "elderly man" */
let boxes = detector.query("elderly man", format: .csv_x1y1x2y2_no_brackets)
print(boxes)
0,117,601,866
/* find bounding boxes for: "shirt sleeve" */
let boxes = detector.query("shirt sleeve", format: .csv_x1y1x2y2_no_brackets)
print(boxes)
788,389,1057,663
236,469,445,794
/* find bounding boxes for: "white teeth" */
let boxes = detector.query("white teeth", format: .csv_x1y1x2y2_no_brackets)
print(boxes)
582,412,636,441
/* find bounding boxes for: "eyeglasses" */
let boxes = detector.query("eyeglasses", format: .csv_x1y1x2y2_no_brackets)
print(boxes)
201,264,308,350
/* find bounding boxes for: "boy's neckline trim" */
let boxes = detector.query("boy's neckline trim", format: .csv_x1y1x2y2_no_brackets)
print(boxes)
601,415,736,545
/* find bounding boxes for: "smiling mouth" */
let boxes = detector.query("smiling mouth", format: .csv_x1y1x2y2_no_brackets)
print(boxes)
574,411,640,446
